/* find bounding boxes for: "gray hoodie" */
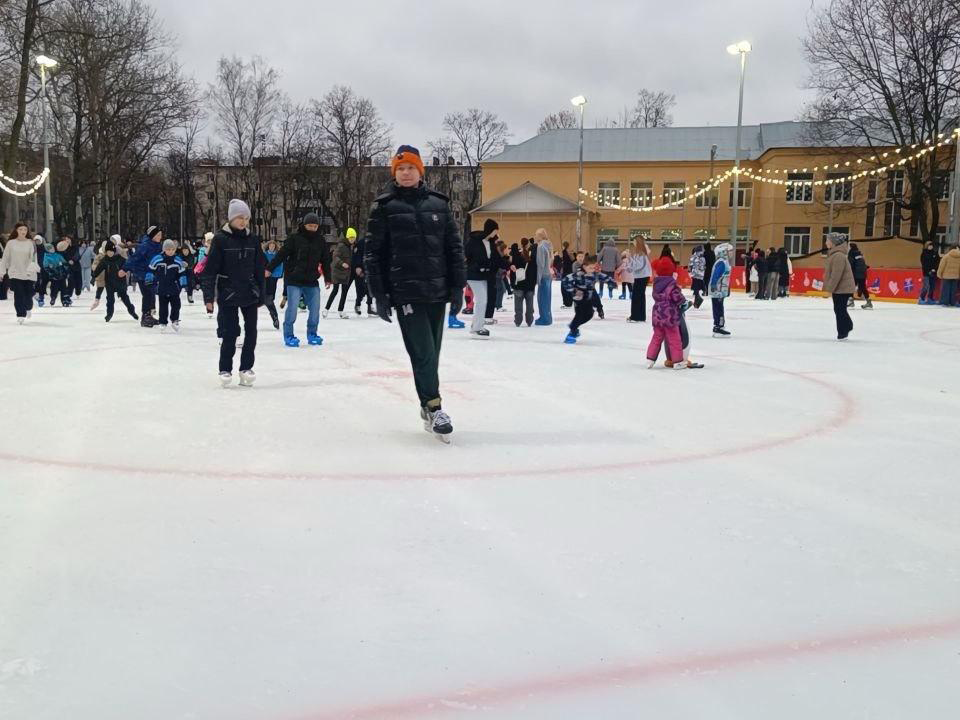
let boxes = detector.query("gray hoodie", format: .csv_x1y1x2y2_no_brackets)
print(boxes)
536,239,554,282
598,239,620,273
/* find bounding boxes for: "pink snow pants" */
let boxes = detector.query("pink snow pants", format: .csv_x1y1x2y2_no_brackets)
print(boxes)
647,324,682,363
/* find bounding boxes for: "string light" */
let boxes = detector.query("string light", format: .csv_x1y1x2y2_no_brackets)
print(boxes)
0,168,49,197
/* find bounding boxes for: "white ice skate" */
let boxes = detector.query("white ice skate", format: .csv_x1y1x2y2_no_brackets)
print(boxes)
339,311,350,319
90,299,100,311
421,407,453,444
219,372,233,388
17,318,24,325
238,370,256,387
172,321,180,333
322,309,329,319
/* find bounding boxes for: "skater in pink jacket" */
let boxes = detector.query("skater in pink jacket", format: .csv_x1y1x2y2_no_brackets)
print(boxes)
647,257,686,368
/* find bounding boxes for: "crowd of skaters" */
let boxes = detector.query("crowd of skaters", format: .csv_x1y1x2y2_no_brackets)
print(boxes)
3,143,960,437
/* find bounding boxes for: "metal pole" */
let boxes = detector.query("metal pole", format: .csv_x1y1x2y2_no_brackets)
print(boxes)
827,189,835,236
146,200,150,229
948,130,960,249
709,144,717,240
577,103,584,251
730,51,746,255
41,65,54,244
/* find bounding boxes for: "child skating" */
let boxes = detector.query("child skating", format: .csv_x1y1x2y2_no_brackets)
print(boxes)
91,241,138,322
708,243,733,337
148,239,188,332
561,254,613,344
646,257,686,368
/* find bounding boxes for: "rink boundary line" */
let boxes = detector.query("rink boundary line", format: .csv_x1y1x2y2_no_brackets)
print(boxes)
291,614,960,720
0,351,855,482
919,326,960,349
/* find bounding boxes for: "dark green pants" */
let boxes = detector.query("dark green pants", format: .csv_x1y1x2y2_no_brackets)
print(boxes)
396,302,446,409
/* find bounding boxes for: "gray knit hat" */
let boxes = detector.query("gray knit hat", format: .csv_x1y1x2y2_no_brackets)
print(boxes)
827,232,849,247
162,239,177,252
227,199,251,222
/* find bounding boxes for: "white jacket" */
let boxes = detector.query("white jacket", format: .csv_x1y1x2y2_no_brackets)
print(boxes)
0,238,39,281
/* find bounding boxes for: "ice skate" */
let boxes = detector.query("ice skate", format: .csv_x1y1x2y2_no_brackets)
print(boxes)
685,361,705,369
647,359,656,368
219,372,233,388
172,321,180,333
272,316,280,330
307,334,324,346
862,300,873,309
105,312,113,322
355,305,362,317
17,318,24,325
90,299,100,311
284,335,300,348
448,315,465,329
238,370,256,387
712,326,731,337
339,311,350,319
564,332,578,344
141,314,157,328
37,297,44,307
322,309,329,319
160,324,168,333
421,407,453,444
471,328,490,339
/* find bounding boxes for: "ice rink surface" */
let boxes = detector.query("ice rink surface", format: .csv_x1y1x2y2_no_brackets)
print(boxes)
1,289,959,720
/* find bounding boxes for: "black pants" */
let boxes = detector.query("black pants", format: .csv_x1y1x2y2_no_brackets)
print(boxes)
569,300,595,334
69,265,83,296
219,303,259,373
106,288,136,319
396,302,446,409
264,277,279,322
856,278,870,300
630,277,649,321
158,294,182,325
561,284,574,307
138,280,156,316
832,294,853,338
326,278,353,312
185,271,196,299
354,275,370,309
0,275,8,300
691,278,705,306
712,297,725,328
10,278,34,317
485,276,497,319
49,276,68,304
95,286,105,300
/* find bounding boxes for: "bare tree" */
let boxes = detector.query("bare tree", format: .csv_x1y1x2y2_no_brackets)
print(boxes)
208,55,281,168
803,0,960,244
439,108,509,233
315,84,392,233
538,109,578,134
631,89,676,128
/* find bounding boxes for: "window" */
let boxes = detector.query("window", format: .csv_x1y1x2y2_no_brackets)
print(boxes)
662,182,685,208
630,182,653,208
784,226,812,256
728,181,753,208
886,170,904,199
695,181,719,209
629,228,651,241
935,171,953,201
865,180,879,237
598,182,621,207
936,226,949,252
660,228,682,241
820,226,849,254
597,228,619,245
786,173,813,203
824,173,853,203
693,228,716,241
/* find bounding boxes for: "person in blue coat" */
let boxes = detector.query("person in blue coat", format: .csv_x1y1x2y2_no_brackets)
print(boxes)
124,225,165,327
263,239,283,329
148,239,187,331
708,242,733,337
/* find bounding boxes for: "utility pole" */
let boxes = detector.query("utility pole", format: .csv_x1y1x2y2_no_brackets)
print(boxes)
948,129,960,249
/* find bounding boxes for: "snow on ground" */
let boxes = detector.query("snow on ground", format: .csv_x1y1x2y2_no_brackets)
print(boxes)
0,287,959,720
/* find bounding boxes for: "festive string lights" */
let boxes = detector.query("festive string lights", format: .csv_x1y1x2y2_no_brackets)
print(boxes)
0,168,50,197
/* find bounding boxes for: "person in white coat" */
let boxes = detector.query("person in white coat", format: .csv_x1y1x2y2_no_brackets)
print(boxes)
0,223,40,322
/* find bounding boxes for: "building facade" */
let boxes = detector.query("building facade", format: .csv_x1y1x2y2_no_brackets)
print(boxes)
473,122,955,269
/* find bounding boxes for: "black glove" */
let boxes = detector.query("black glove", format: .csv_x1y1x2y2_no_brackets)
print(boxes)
374,295,393,324
449,288,464,316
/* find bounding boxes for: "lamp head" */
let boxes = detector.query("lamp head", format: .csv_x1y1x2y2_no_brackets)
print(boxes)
726,41,752,55
570,95,587,108
36,55,58,69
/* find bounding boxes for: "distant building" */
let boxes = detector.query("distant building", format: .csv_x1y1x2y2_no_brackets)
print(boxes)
473,121,954,268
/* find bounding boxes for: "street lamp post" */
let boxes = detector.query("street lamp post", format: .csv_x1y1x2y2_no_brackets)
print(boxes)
726,41,751,261
37,55,58,244
571,95,587,250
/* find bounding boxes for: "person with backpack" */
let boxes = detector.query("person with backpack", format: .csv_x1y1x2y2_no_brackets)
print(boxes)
511,237,537,327
42,237,72,307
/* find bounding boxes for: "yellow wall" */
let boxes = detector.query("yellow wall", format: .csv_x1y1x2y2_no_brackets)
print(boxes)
478,147,947,268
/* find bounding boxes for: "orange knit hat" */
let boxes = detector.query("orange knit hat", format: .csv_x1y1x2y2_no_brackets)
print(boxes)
391,145,425,178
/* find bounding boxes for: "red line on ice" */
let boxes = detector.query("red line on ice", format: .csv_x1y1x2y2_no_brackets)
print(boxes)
289,615,960,720
0,349,855,482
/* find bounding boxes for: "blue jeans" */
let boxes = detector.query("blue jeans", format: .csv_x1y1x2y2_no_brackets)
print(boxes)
536,277,553,325
284,285,321,337
940,279,958,306
920,274,937,301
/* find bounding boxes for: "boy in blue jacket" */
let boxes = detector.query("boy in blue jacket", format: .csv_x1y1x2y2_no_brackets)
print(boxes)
148,239,188,332
125,225,165,327
561,254,614,344
708,242,733,337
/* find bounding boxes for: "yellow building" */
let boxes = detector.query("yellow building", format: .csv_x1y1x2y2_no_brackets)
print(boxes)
474,121,954,268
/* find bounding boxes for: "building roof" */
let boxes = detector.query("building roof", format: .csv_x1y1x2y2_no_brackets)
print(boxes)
484,121,866,164
472,181,581,214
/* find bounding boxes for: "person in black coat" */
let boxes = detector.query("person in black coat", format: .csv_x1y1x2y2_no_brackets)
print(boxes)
267,212,332,344
920,240,940,304
754,249,768,299
465,219,497,336
848,243,872,308
702,242,716,299
351,234,372,316
202,199,267,386
91,241,138,322
511,240,538,326
364,145,466,439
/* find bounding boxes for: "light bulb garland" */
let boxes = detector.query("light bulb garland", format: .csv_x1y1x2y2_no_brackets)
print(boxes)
577,128,960,213
0,167,50,198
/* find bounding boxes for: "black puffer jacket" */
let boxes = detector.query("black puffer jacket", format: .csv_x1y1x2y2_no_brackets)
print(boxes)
201,224,267,307
267,226,331,287
91,253,128,293
921,247,940,276
364,182,466,305
466,231,494,281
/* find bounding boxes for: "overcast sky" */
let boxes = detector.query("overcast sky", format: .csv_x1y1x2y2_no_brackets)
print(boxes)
156,0,822,155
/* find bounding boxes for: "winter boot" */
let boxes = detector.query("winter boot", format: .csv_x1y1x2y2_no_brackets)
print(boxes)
307,334,324,346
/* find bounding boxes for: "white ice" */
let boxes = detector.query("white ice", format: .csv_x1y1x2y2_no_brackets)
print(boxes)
1,288,959,720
